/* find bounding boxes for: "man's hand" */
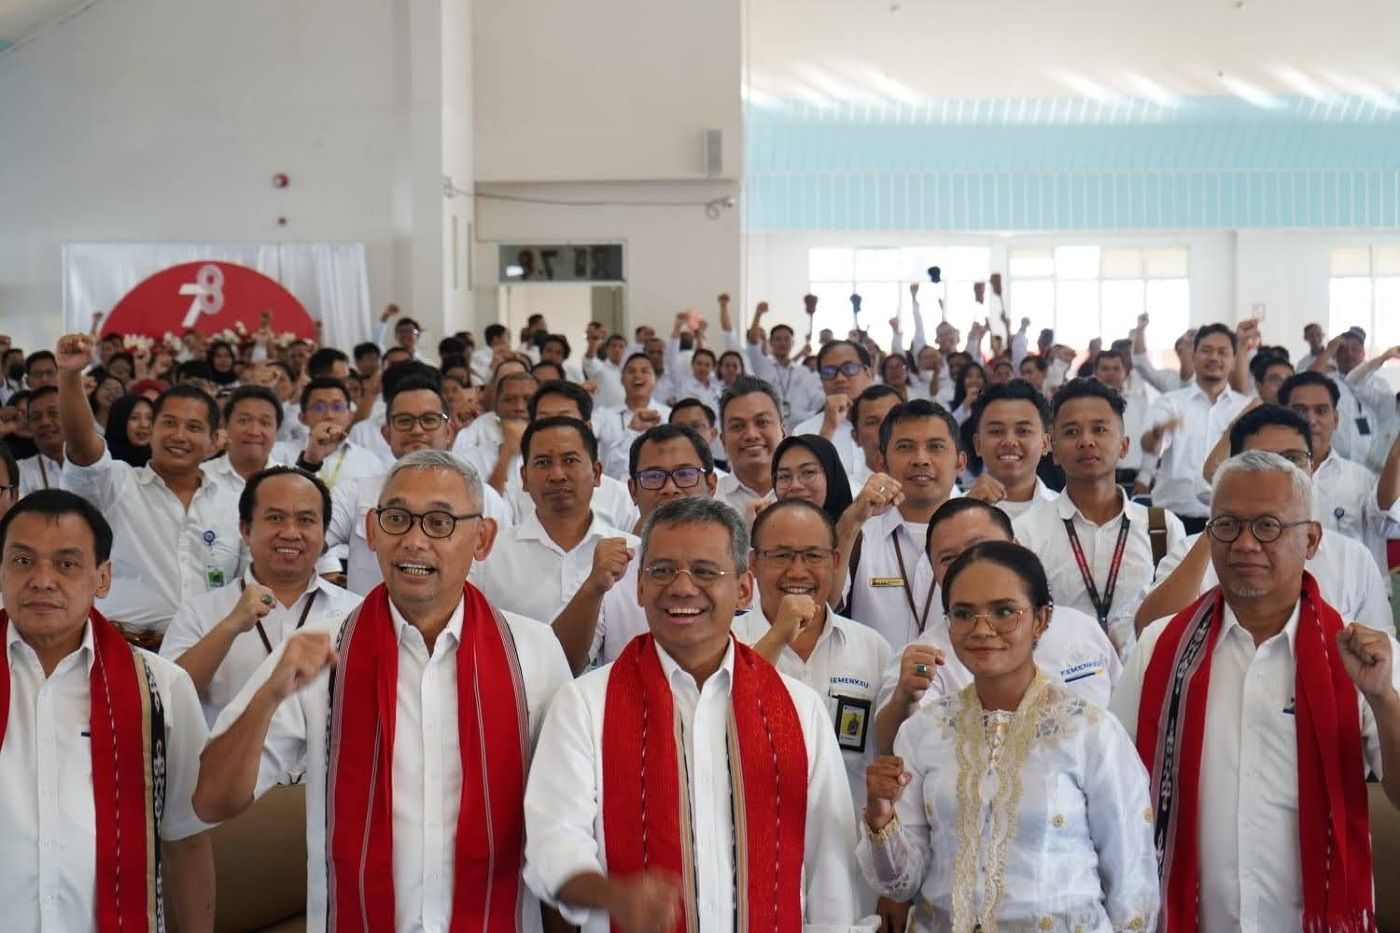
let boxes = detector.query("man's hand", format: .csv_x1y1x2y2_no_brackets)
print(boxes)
1237,318,1261,353
1338,622,1397,702
228,583,276,634
500,418,527,455
894,643,945,709
821,393,852,436
604,872,681,933
261,631,337,704
877,898,912,933
964,473,1007,505
973,281,986,305
717,292,730,307
628,409,663,433
55,334,94,373
579,380,599,396
888,316,900,331
849,473,905,524
771,594,819,644
755,301,770,319
587,537,635,596
1088,337,1103,356
379,303,399,323
303,421,347,463
864,755,911,831
909,282,919,298
803,294,818,316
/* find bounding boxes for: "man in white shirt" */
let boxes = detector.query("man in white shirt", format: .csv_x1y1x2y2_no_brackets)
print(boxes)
669,397,728,472
56,334,243,646
1112,450,1400,932
16,385,62,495
0,489,213,931
452,369,537,494
592,353,672,480
376,303,426,362
1308,328,1384,463
715,376,784,520
850,385,903,491
273,376,383,493
582,334,628,409
201,385,287,491
469,323,511,380
0,445,18,527
1093,349,1154,490
349,359,435,467
746,301,825,428
539,334,585,384
1015,379,1187,655
196,450,572,931
793,339,874,483
161,467,361,726
964,379,1057,519
1297,321,1326,371
472,416,638,626
522,497,862,930
1142,323,1253,533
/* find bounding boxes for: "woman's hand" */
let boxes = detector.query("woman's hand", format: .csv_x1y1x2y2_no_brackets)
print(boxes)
865,755,911,832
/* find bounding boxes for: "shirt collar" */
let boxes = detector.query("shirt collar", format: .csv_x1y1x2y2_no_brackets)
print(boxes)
1220,599,1302,656
516,508,608,551
1185,379,1244,407
387,593,464,649
653,633,735,694
241,566,327,605
754,600,847,652
6,614,97,675
1054,485,1128,524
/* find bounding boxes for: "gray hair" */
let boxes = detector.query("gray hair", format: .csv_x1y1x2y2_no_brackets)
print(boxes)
1211,449,1313,516
639,497,750,572
380,449,483,509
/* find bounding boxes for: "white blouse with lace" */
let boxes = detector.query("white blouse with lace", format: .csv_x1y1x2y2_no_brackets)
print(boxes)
856,670,1160,932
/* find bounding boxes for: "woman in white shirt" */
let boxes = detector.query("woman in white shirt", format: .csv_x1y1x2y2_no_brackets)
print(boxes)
858,540,1159,933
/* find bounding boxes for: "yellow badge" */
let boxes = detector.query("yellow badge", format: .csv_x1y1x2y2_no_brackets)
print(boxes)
868,576,906,588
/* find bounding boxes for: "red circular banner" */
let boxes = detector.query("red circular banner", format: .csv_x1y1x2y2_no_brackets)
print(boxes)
101,261,316,339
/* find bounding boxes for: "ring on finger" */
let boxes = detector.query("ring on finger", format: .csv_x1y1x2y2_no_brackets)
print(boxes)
914,662,929,676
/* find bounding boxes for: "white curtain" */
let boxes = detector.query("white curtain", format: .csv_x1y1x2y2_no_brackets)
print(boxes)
62,241,372,349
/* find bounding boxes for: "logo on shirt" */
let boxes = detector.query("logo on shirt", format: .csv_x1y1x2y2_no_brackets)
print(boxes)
1060,659,1106,684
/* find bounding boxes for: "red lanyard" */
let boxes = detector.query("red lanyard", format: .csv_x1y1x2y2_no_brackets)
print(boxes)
1062,517,1131,629
892,531,937,635
240,581,320,654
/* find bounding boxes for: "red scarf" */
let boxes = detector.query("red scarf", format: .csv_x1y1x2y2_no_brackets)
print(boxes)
1136,574,1375,933
325,582,529,931
601,633,808,933
0,609,163,932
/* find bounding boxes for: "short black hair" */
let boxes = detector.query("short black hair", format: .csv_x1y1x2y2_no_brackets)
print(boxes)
0,488,113,563
971,378,1051,431
629,423,715,478
1228,404,1313,458
1019,355,1049,374
531,361,565,382
307,347,350,378
1092,350,1128,372
1278,370,1340,409
816,339,872,371
437,337,467,359
382,361,442,402
623,352,655,373
877,399,960,455
691,348,717,367
521,415,599,463
1249,352,1293,385
484,323,508,345
353,342,380,362
155,384,221,432
175,360,215,383
770,323,795,338
224,384,283,428
926,495,1015,554
395,317,421,331
719,375,783,423
541,334,572,360
941,540,1052,613
529,380,594,422
0,441,18,489
26,385,57,407
24,350,55,374
1193,323,1238,353
1051,377,1126,423
850,384,903,428
669,398,717,427
385,374,447,414
299,376,351,411
238,466,332,529
750,497,837,549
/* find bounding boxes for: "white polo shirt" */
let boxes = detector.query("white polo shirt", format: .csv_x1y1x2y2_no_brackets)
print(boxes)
714,472,777,523
159,569,362,726
844,508,940,651
581,357,624,409
347,415,394,467
744,350,826,428
1146,381,1253,518
0,622,209,931
271,439,384,492
792,410,863,485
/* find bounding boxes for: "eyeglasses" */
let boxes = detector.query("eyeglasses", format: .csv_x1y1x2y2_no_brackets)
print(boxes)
641,563,740,587
774,465,824,486
390,412,450,432
1205,515,1313,544
309,401,349,415
819,361,866,380
1275,449,1312,467
374,507,481,539
755,547,835,568
947,605,1032,634
634,466,708,491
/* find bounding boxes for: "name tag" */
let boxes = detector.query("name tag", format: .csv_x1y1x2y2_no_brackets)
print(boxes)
868,576,906,588
1357,417,1373,437
834,696,872,753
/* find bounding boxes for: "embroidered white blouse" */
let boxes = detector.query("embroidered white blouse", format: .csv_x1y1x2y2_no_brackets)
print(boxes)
857,675,1160,932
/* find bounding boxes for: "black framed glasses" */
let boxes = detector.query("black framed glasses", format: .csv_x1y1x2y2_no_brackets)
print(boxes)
1274,449,1312,468
1206,515,1313,544
819,361,866,380
947,605,1032,634
641,562,739,587
374,507,481,539
755,547,836,568
634,466,708,491
389,412,450,432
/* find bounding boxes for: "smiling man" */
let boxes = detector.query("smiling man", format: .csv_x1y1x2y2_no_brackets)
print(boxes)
792,340,875,483
196,450,571,931
592,353,672,482
523,497,860,931
965,379,1056,518
201,385,286,490
716,375,785,520
16,385,63,495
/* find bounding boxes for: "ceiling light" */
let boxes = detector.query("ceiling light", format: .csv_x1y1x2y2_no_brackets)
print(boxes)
1126,73,1181,107
1272,66,1332,102
1219,74,1285,109
1058,72,1118,102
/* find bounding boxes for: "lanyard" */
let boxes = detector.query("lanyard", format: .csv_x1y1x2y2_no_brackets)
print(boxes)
892,530,937,635
240,581,320,654
321,445,350,490
37,456,49,490
1062,517,1131,629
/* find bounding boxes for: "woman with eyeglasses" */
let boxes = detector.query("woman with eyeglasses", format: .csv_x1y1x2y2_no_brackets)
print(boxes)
859,540,1159,933
771,434,853,527
880,353,913,400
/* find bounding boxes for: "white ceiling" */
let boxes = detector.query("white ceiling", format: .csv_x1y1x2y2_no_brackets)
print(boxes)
0,0,89,48
747,0,1400,106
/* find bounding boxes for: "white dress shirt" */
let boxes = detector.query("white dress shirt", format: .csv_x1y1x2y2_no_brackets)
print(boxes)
17,452,62,496
992,478,1058,520
199,450,290,492
593,402,673,481
1135,530,1394,635
0,622,209,931
1311,449,1392,572
581,357,625,409
471,510,637,625
1112,602,1398,933
522,637,862,931
61,448,244,633
845,509,940,652
276,403,310,446
159,569,362,726
875,604,1121,715
1146,381,1253,518
348,415,395,467
792,411,863,486
507,475,640,535
746,349,826,428
1013,487,1187,656
1333,372,1384,465
714,472,777,522
858,676,1159,932
271,439,384,492
211,597,572,933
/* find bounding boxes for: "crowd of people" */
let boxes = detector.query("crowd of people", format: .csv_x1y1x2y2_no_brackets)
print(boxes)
1,289,1400,932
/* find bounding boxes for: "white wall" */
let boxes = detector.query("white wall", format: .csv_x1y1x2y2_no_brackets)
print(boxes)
0,0,460,352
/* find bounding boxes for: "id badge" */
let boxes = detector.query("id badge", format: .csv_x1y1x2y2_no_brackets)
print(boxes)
205,567,226,590
1357,416,1373,437
869,576,906,588
834,696,872,753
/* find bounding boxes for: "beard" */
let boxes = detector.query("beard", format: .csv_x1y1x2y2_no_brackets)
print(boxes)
1222,581,1271,599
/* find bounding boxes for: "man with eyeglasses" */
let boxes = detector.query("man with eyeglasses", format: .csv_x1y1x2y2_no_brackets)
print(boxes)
551,424,718,673
1134,404,1392,635
274,376,382,492
523,497,862,931
197,450,571,931
1112,449,1400,932
791,340,875,485
327,374,512,594
377,302,426,361
15,385,63,495
745,300,825,429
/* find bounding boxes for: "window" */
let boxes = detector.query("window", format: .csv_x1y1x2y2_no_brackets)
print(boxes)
1008,245,1190,368
1328,246,1400,351
806,246,993,350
